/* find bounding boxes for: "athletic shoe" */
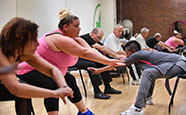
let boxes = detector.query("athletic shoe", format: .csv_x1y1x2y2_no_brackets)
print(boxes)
130,80,140,85
120,105,144,115
77,108,94,115
146,97,153,105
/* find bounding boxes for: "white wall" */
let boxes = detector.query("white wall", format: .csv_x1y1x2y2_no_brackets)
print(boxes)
0,0,100,37
0,0,16,30
17,0,66,37
101,0,116,40
66,0,100,35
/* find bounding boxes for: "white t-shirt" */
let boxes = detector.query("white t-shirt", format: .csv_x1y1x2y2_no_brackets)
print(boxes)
104,32,123,52
135,34,149,49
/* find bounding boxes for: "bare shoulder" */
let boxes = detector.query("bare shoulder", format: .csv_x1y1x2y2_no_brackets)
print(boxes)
0,50,12,66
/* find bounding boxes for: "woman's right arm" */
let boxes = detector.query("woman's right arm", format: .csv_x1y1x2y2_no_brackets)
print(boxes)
0,54,73,99
174,38,184,46
0,74,72,98
54,36,123,65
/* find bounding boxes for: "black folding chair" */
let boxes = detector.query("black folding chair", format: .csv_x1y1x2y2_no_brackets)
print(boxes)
67,67,87,97
165,73,186,114
116,66,130,84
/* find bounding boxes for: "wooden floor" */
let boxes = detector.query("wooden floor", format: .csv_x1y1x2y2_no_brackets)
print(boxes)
0,72,186,115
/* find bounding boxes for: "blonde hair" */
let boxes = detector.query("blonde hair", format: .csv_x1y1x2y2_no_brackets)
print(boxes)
59,8,71,21
58,8,79,29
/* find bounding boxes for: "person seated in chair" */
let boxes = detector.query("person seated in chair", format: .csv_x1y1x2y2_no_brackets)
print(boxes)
88,41,186,115
71,27,125,99
104,24,141,85
146,33,174,52
163,30,184,53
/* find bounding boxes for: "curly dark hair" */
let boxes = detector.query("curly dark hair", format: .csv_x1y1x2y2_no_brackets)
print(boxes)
0,17,39,58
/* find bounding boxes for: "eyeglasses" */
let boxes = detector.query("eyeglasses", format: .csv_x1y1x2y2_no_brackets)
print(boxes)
95,34,102,41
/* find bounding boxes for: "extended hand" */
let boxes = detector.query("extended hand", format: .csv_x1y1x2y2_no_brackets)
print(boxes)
88,67,100,75
116,54,126,60
108,59,124,66
55,86,74,104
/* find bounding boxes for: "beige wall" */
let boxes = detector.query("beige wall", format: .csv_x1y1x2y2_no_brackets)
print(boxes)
101,0,116,40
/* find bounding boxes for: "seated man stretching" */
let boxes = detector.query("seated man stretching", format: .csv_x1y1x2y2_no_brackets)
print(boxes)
89,41,186,115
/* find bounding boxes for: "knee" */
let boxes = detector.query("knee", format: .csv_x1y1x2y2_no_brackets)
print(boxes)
87,62,96,68
142,70,155,81
44,98,59,112
65,73,76,85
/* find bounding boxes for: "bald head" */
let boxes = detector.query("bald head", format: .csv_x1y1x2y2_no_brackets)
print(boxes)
91,28,104,42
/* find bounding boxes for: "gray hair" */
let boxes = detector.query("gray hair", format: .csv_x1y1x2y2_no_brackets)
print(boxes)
114,24,123,29
92,28,100,34
154,33,161,38
140,27,149,33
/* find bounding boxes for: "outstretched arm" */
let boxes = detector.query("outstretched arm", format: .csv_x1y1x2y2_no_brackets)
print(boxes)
26,54,72,103
157,41,175,52
88,62,126,75
0,54,73,99
54,36,123,66
92,43,126,59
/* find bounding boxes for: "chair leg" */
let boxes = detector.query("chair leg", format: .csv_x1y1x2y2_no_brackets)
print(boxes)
165,78,172,96
168,77,180,114
79,70,87,97
120,70,125,84
125,67,130,83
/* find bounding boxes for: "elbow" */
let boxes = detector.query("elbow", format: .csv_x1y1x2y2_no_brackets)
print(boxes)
79,48,90,57
8,84,23,97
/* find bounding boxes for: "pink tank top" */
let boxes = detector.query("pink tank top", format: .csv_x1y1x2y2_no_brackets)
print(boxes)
165,36,179,49
17,29,78,76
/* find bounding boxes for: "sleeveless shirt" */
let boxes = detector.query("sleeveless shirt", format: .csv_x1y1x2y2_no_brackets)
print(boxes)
17,29,78,76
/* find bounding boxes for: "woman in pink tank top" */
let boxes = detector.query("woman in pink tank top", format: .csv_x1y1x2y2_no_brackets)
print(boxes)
165,32,184,50
17,9,122,115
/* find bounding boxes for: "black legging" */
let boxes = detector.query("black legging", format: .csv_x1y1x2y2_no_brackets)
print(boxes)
72,58,112,88
17,70,82,112
0,81,32,115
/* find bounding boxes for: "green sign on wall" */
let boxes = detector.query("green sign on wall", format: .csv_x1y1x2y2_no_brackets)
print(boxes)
93,3,101,28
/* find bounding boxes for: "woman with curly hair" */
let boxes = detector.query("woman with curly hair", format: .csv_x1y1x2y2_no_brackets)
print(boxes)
0,17,73,115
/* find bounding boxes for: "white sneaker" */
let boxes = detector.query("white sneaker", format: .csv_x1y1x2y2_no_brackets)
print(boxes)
146,97,153,105
120,105,144,115
130,80,140,85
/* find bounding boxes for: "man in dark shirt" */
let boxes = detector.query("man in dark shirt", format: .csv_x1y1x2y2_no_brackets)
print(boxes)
146,33,173,51
71,28,125,99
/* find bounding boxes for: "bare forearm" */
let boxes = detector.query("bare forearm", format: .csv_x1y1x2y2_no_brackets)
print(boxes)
80,48,110,65
158,42,172,50
9,83,57,98
97,66,113,73
51,68,67,88
100,47,118,58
